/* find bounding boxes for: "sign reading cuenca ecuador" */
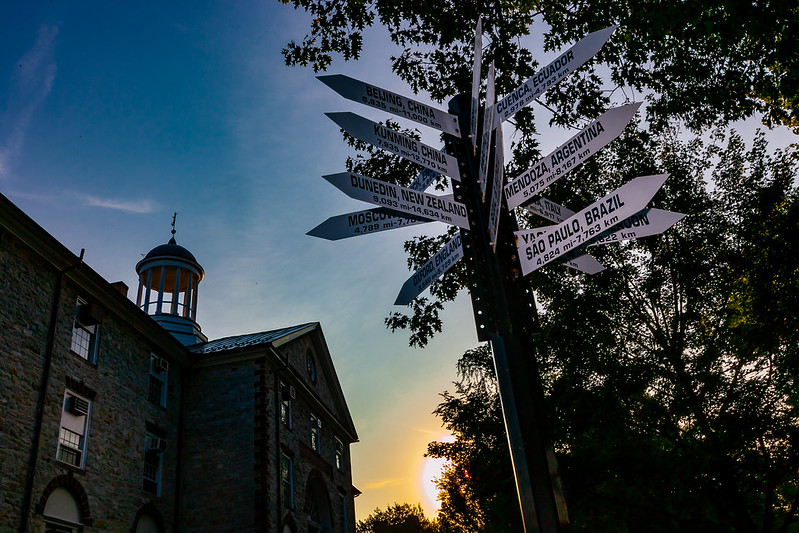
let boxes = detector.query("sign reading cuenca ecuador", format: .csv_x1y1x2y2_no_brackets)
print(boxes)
516,174,671,275
326,112,461,180
395,234,464,305
494,26,616,124
318,75,462,137
504,102,642,210
322,172,470,229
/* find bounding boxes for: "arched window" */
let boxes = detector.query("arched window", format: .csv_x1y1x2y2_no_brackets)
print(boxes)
42,488,82,532
305,474,331,533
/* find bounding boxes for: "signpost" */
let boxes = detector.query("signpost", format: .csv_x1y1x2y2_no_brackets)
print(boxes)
494,26,616,124
319,74,461,136
504,102,641,210
516,174,670,275
395,234,464,305
322,172,470,229
326,112,461,179
308,19,684,533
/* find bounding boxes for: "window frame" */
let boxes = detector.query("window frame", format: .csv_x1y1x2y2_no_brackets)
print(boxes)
310,414,321,454
70,298,100,364
56,391,91,470
142,433,164,496
280,453,294,509
148,354,168,408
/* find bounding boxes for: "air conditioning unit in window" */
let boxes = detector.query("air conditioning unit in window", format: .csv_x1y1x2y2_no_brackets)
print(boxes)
77,302,103,327
147,437,167,452
67,396,89,416
282,385,297,401
156,357,169,373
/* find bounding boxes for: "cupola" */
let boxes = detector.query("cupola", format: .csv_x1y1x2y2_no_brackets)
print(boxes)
135,214,206,345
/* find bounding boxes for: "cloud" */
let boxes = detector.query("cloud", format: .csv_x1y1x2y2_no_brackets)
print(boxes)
84,195,156,214
0,25,58,179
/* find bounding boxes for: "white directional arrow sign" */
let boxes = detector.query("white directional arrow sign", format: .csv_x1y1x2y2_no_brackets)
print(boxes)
395,234,464,305
525,197,685,246
470,17,483,154
495,26,616,124
318,74,461,137
589,208,686,246
323,172,470,229
326,112,461,180
504,102,641,210
307,207,432,241
516,174,670,275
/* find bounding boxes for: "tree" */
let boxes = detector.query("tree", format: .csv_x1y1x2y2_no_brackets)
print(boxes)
356,503,439,533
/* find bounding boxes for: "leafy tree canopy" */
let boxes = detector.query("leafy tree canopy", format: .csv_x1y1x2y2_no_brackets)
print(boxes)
356,502,439,533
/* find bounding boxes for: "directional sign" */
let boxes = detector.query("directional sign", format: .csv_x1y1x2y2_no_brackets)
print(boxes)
307,207,432,241
504,102,641,210
589,208,685,246
319,74,461,137
395,234,464,305
323,172,470,229
326,112,461,180
408,167,440,192
488,120,504,249
516,174,670,275
478,62,496,200
525,198,685,246
495,26,616,124
564,253,605,274
470,17,483,154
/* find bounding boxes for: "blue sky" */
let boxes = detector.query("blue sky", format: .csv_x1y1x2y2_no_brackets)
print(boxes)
1,0,481,519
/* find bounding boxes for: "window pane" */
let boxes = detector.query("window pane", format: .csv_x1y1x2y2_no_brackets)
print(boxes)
58,428,83,466
70,325,93,359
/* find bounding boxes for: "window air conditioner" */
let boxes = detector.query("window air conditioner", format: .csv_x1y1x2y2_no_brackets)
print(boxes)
157,357,169,373
68,396,89,416
147,437,167,452
77,302,103,327
282,385,297,401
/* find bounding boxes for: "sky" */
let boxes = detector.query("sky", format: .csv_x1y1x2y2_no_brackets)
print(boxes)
3,1,797,524
0,0,482,520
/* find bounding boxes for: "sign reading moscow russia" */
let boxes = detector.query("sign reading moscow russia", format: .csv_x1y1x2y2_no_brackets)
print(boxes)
494,26,616,123
504,102,641,210
323,172,470,229
516,174,670,275
326,112,461,180
395,234,464,305
318,74,462,137
307,207,432,241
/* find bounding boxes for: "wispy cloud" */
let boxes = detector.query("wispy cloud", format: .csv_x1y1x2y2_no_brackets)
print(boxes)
84,195,156,214
363,478,406,491
0,25,58,179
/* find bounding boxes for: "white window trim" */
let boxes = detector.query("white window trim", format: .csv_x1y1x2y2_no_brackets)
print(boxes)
56,390,91,470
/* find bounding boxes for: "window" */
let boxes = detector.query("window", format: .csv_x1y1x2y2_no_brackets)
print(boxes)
306,350,316,382
56,392,91,469
42,487,83,532
280,453,294,509
70,298,100,363
148,354,168,407
310,414,321,453
143,434,164,496
335,438,344,471
280,383,293,429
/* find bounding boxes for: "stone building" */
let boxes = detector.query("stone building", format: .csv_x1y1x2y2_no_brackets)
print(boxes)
0,192,358,532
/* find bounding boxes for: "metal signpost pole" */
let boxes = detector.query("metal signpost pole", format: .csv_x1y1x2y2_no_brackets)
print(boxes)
445,93,569,533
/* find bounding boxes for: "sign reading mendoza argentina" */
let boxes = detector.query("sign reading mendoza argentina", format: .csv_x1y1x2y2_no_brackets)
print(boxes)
322,172,469,229
319,74,461,137
504,102,641,210
326,112,461,180
395,234,463,305
494,26,616,124
516,174,670,275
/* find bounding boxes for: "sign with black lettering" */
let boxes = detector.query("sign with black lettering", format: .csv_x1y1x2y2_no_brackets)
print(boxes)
319,74,461,137
322,172,470,229
504,102,641,210
589,208,685,246
326,112,461,180
478,62,495,200
307,207,432,241
516,174,670,275
488,119,504,249
471,17,483,154
395,234,464,305
494,26,616,124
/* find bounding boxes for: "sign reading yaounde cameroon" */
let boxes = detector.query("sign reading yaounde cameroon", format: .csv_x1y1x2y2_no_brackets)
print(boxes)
589,208,686,246
494,26,616,124
395,234,464,305
516,174,670,275
319,74,461,137
326,112,461,180
323,172,469,229
504,102,641,210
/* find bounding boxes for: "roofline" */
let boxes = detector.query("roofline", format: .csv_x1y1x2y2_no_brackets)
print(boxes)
0,193,191,365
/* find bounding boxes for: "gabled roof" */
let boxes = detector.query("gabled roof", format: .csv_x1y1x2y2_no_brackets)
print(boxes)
187,322,316,355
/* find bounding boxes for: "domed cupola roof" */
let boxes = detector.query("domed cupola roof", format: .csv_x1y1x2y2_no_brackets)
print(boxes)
136,235,203,277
